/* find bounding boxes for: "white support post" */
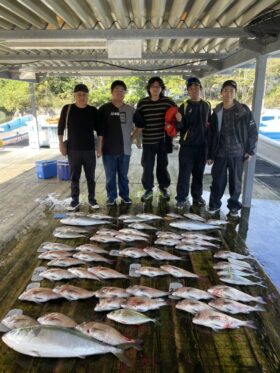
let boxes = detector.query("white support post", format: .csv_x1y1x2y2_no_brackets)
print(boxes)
242,54,267,207
28,82,40,149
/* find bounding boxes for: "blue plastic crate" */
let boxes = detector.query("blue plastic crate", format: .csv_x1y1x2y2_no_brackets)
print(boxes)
36,160,57,179
57,159,71,181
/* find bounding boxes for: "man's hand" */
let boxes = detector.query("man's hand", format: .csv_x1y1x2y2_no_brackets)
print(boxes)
175,112,182,122
207,159,214,165
244,153,252,162
59,142,67,156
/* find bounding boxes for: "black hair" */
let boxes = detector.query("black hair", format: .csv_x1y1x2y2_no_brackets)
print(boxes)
146,76,166,97
73,84,89,93
111,80,127,92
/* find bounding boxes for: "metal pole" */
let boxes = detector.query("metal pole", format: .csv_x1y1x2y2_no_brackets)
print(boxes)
29,82,40,148
242,54,267,207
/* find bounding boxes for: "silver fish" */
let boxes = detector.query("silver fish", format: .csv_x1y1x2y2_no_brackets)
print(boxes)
180,239,218,248
207,219,229,226
156,231,182,240
90,235,122,243
67,267,101,281
2,325,130,364
136,213,163,221
1,315,38,329
176,300,213,314
123,217,147,223
88,266,128,279
53,285,95,301
216,269,261,279
118,228,149,238
94,298,126,312
54,226,88,234
193,310,256,331
53,231,85,239
60,217,110,226
126,285,169,298
118,248,149,259
73,252,113,264
228,258,254,270
183,213,206,222
207,285,265,304
107,309,157,325
118,214,137,220
122,297,167,312
154,238,181,246
172,287,213,300
94,287,129,299
208,299,265,314
38,250,73,260
115,234,149,242
18,288,61,303
87,214,113,220
135,266,168,277
165,213,184,220
213,262,255,272
39,242,75,251
143,247,181,261
180,233,220,241
41,268,76,281
47,258,84,267
160,265,198,278
170,220,220,231
37,313,77,328
96,229,119,237
214,251,253,261
76,244,107,254
127,223,157,230
219,275,266,287
175,244,209,252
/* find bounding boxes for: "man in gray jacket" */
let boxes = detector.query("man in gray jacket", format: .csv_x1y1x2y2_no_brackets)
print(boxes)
207,80,258,218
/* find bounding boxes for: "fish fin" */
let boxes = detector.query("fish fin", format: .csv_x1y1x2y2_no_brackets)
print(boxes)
258,282,267,288
256,296,266,304
113,350,132,367
118,339,143,351
245,320,256,329
153,318,161,326
78,355,86,359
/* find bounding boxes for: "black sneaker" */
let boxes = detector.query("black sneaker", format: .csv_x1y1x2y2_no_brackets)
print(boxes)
229,209,239,218
208,206,220,215
67,200,80,211
121,197,132,204
159,188,170,201
89,199,99,210
193,197,206,206
176,200,189,209
141,190,153,202
106,198,116,206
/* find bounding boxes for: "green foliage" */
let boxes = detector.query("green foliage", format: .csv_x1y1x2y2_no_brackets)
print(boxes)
0,79,30,113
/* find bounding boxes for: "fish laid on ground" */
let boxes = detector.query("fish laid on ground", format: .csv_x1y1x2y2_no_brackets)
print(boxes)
214,251,253,261
96,229,119,237
39,242,75,251
170,220,221,231
176,300,214,314
160,265,198,278
115,234,149,243
136,213,163,221
1,315,38,329
47,258,84,267
118,214,137,220
123,217,146,223
107,309,157,325
143,247,181,261
135,266,168,277
213,262,255,272
37,313,77,328
73,252,113,264
126,285,169,298
207,285,265,304
219,275,266,287
41,268,76,281
156,231,182,240
216,269,261,279
228,258,254,270
76,244,108,254
2,325,131,364
67,267,101,281
118,248,149,259
207,219,229,226
180,239,218,248
127,223,157,230
183,213,206,222
192,310,256,331
18,288,61,303
175,244,209,252
88,266,128,280
53,285,95,301
87,214,113,220
208,299,265,314
76,322,141,348
53,231,85,239
38,250,73,260
94,298,127,312
172,287,213,300
122,297,167,312
94,287,129,299
154,238,181,246
60,217,110,226
54,226,89,234
165,213,184,219
180,233,220,241
90,235,122,243
118,228,149,238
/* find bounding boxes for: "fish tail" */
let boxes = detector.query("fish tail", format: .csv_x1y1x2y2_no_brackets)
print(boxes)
254,305,265,312
255,296,266,304
245,320,256,329
153,318,161,326
113,349,132,367
119,338,143,351
257,282,267,288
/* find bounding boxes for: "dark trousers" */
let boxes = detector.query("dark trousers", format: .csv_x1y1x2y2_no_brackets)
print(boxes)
209,156,244,210
176,145,206,202
141,141,171,191
68,149,96,203
102,154,130,200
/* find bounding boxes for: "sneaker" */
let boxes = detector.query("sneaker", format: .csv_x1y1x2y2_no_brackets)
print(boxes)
229,209,239,218
67,200,80,211
208,207,220,215
176,200,188,209
159,188,170,201
89,199,99,210
121,197,132,204
193,197,206,206
106,198,116,206
141,190,153,202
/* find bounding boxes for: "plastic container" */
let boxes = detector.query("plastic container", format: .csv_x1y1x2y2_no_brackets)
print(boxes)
57,159,71,180
36,160,57,179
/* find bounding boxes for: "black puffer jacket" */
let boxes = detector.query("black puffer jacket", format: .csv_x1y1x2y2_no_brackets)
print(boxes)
207,100,258,159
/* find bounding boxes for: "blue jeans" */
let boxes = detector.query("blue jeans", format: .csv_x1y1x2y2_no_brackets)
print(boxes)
102,154,130,200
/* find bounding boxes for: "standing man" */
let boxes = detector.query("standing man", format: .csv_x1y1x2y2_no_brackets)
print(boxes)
136,76,176,202
207,80,258,218
58,83,102,211
175,77,211,209
98,80,136,206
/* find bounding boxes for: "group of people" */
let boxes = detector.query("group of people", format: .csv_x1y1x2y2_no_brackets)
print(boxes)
58,76,258,218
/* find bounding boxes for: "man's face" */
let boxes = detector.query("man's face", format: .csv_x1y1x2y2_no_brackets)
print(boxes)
221,86,236,102
187,84,201,100
149,82,162,97
74,91,88,106
111,85,126,101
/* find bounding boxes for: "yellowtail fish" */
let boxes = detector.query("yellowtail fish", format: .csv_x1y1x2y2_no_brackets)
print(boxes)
107,309,157,325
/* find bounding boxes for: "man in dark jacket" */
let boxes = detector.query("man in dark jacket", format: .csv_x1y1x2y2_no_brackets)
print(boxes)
207,80,258,218
175,77,211,209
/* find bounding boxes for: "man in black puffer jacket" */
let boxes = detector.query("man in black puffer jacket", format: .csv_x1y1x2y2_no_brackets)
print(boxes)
207,80,258,218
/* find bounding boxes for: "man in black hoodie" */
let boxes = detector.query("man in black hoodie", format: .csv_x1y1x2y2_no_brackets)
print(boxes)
207,80,258,218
